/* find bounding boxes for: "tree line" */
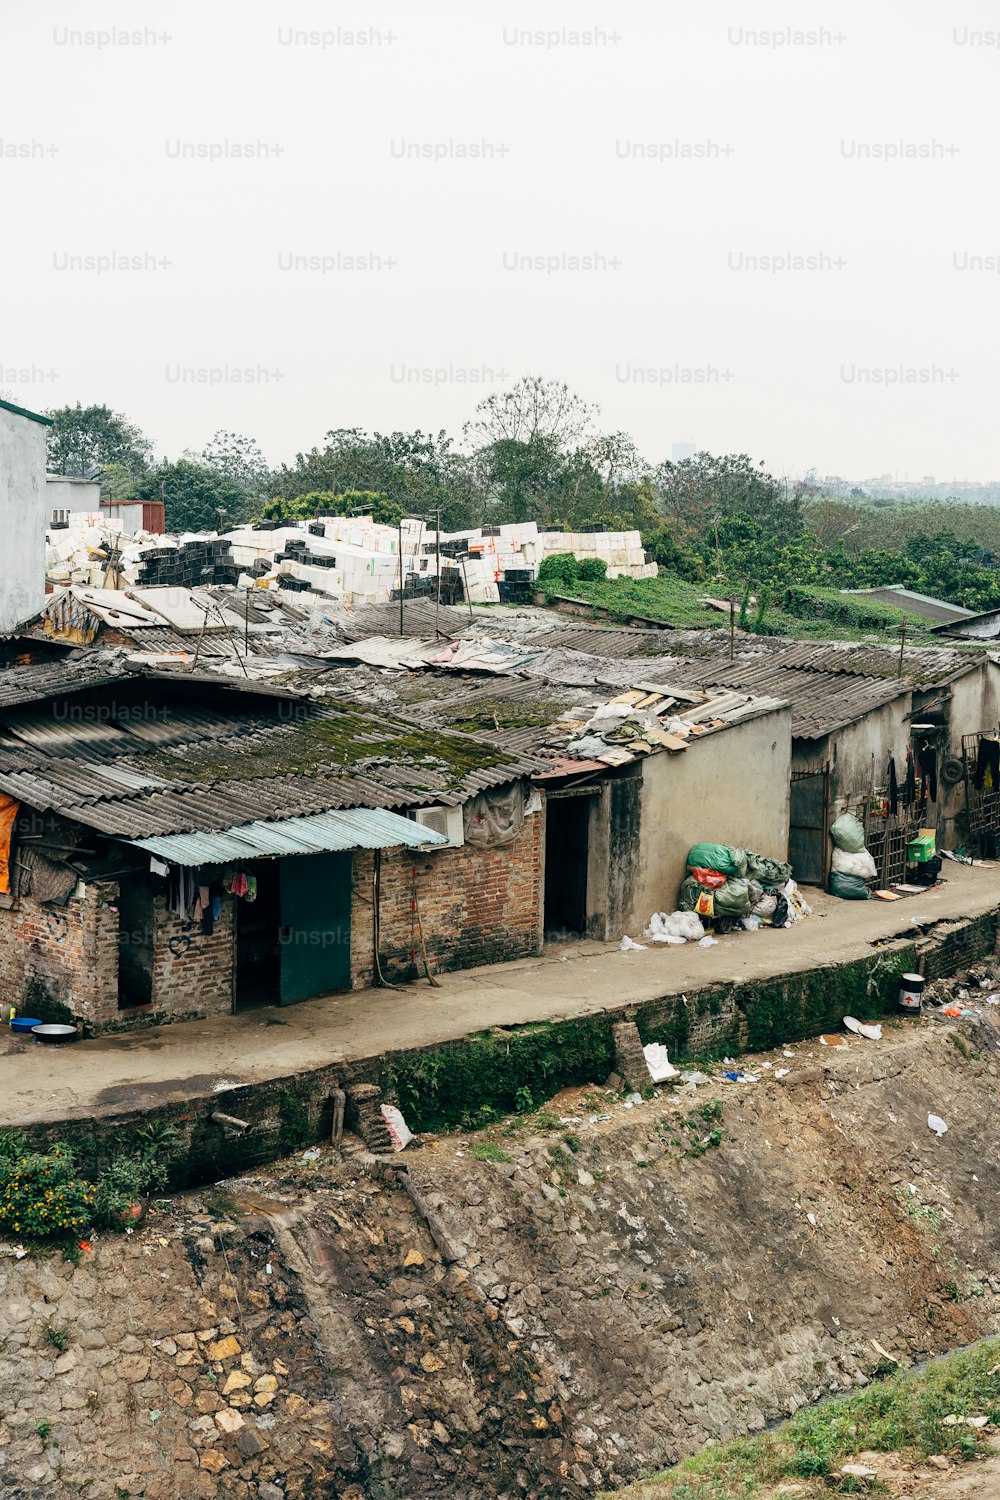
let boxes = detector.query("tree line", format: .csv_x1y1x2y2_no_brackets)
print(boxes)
43,377,1000,613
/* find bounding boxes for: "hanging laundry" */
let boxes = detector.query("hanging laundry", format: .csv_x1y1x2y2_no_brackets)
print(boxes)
918,741,938,804
904,750,916,808
887,754,898,816
245,872,257,903
974,737,1000,792
149,856,169,877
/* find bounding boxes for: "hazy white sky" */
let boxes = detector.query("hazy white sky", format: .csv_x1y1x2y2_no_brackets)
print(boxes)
3,1,998,480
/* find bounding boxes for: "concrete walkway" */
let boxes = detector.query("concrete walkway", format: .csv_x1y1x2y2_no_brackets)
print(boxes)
3,864,997,1126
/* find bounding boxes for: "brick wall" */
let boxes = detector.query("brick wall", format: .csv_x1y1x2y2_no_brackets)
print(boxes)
350,801,544,986
148,893,235,1022
0,880,118,1027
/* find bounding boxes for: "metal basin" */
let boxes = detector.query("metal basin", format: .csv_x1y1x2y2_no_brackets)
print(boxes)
31,1024,79,1044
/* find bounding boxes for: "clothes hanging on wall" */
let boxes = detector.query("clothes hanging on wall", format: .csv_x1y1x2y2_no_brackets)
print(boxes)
918,741,938,804
887,754,898,815
974,736,1000,792
903,750,917,809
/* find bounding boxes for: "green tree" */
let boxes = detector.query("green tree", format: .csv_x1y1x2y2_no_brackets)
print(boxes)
45,403,153,490
130,459,256,533
201,430,270,503
654,452,803,547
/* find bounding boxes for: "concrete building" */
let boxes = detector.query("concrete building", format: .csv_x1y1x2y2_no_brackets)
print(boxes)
0,398,52,634
45,473,101,525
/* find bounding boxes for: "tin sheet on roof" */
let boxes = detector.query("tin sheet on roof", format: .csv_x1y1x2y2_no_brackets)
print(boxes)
126,806,449,866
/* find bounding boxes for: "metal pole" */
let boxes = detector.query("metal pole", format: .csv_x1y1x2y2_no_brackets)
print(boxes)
398,516,404,636
729,598,735,661
898,622,906,677
435,503,441,636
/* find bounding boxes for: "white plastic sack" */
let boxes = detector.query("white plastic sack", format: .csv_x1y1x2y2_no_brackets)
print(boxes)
619,935,647,951
644,911,705,942
831,846,878,880
381,1104,413,1151
927,1113,948,1137
643,1043,679,1083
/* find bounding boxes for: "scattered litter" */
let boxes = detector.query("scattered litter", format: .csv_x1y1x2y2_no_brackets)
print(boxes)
643,1043,680,1084
870,1339,895,1364
940,1004,963,1018
12,1245,26,1260
619,935,647,952
806,1212,817,1227
843,1016,883,1041
782,1049,795,1058
679,1070,711,1087
927,1113,948,1137
644,910,704,944
301,1147,321,1163
722,1070,758,1084
841,1464,877,1479
698,936,718,948
149,1410,161,1424
775,1068,790,1078
760,1060,773,1069
559,1116,582,1124
381,1103,414,1151
265,1262,273,1275
623,1092,645,1108
987,995,1000,1005
819,1035,848,1049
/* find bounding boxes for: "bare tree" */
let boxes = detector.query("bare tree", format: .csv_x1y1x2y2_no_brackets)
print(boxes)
463,375,598,451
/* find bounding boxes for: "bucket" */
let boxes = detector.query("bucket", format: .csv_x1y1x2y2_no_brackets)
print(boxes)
898,972,925,1016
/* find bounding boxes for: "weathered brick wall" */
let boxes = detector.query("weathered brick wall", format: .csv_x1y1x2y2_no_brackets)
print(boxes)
0,880,118,1026
149,894,235,1021
918,913,998,981
350,805,544,987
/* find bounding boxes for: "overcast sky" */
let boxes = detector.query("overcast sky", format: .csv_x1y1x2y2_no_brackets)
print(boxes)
3,1,997,481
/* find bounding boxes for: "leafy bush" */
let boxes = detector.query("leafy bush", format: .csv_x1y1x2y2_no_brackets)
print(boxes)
0,1132,170,1241
577,557,607,581
0,1142,96,1238
536,552,581,586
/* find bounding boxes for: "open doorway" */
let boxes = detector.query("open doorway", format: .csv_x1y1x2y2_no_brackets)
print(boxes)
544,796,589,940
235,853,353,1008
235,861,281,1009
117,879,154,1009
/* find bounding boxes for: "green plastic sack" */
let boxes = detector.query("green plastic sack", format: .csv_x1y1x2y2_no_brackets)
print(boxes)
713,877,752,918
830,814,866,854
677,875,706,913
829,870,870,900
687,842,740,877
744,850,792,887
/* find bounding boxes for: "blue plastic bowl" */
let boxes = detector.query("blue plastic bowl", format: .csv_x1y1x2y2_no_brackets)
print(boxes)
10,1017,43,1033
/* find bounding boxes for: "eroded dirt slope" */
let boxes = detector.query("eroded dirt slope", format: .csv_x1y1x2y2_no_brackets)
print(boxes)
2,1003,1000,1497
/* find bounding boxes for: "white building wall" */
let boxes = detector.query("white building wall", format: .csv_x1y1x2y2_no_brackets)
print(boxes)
0,404,50,633
46,475,101,521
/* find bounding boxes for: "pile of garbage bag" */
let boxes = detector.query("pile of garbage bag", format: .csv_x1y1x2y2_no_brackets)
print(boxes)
678,841,804,928
828,813,874,900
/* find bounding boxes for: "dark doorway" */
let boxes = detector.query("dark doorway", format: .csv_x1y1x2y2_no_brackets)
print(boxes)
789,765,829,886
235,861,281,1009
544,797,589,939
235,853,353,1009
118,879,154,1008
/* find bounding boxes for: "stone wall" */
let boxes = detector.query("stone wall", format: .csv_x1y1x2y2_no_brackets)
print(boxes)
350,805,544,986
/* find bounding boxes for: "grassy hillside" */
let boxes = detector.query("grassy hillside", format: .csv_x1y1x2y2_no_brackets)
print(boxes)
537,572,933,642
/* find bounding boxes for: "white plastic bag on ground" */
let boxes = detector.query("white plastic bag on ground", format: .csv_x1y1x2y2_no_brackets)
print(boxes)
620,935,647,951
927,1113,948,1137
782,879,813,921
381,1104,413,1150
831,846,878,880
644,911,705,942
643,1043,679,1083
698,935,718,947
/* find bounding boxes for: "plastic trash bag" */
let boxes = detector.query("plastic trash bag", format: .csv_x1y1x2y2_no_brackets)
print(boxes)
830,813,866,853
831,846,878,879
619,935,647,951
712,877,752,918
829,870,870,900
927,1113,948,1137
686,842,741,877
645,910,705,942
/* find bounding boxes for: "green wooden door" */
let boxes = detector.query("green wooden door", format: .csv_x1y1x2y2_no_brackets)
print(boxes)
279,852,352,1004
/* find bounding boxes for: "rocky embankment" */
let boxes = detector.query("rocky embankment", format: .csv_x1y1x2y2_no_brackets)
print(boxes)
2,975,1000,1498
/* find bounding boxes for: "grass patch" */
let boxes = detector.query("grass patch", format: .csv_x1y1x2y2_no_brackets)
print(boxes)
605,1337,1000,1498
468,1141,513,1163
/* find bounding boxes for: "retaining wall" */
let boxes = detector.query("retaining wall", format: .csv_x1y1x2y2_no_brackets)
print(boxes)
15,910,998,1186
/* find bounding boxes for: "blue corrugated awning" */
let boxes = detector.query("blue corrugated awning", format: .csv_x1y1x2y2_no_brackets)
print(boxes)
126,806,449,866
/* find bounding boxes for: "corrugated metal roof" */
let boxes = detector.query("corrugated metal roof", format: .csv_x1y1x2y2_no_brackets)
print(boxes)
672,660,908,739
127,806,449,865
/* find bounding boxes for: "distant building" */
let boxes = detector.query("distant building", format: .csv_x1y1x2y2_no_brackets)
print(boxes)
46,474,101,525
0,397,52,634
845,586,975,625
